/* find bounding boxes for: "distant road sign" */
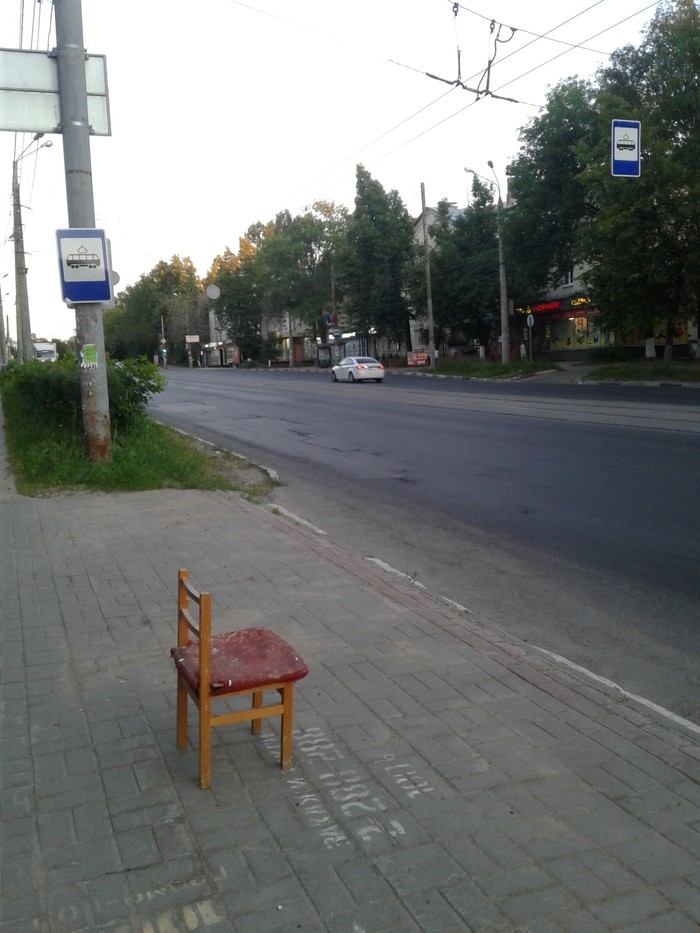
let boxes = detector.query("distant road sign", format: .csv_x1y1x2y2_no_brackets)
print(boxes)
612,119,641,177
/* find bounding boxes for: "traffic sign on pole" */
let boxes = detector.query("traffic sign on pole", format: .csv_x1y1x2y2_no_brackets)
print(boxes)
612,119,641,177
56,228,112,304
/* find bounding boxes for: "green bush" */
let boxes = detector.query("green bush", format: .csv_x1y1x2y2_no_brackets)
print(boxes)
587,346,638,363
107,358,165,428
0,356,165,433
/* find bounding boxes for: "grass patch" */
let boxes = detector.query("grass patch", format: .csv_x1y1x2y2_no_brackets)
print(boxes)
425,358,557,379
2,394,276,498
586,360,700,383
1,357,277,499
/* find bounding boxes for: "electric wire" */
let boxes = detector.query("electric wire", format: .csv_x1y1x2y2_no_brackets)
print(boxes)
3,1,665,263
6,1,56,263
222,0,663,205
449,0,615,56
452,0,662,95
347,0,663,191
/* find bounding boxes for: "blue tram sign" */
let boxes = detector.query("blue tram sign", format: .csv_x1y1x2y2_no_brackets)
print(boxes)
611,119,641,177
56,228,112,304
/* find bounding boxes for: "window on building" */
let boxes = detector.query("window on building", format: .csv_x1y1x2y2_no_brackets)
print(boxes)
559,270,574,288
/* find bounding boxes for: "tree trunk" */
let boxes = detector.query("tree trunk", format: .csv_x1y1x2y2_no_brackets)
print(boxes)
663,317,674,364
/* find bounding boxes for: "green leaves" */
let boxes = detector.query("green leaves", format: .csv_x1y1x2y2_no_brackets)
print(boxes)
427,193,499,346
339,166,415,345
104,256,205,364
505,1,700,346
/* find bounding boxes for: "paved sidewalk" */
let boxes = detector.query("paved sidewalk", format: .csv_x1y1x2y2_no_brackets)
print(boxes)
1,407,699,932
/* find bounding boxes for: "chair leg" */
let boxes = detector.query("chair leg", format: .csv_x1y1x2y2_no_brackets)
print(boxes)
176,676,188,749
199,697,212,790
251,690,263,735
280,684,294,770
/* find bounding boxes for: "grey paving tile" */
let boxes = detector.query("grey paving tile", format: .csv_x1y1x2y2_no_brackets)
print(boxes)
1,472,699,932
590,888,675,927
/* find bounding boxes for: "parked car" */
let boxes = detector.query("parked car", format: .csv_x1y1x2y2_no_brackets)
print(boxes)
331,356,384,383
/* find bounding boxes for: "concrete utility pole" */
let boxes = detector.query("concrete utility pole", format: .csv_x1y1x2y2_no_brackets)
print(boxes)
12,157,33,362
420,183,436,366
55,0,111,461
12,136,52,363
488,160,510,365
0,282,6,368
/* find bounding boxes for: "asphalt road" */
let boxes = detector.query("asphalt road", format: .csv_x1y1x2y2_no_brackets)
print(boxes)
149,367,700,722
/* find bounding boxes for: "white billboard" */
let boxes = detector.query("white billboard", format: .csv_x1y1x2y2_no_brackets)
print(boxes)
0,48,110,136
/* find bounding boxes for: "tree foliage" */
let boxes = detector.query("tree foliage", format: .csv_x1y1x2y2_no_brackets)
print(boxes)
214,253,263,361
105,4,699,365
426,179,500,346
577,0,700,356
104,256,203,363
506,78,598,297
506,0,700,357
338,166,416,348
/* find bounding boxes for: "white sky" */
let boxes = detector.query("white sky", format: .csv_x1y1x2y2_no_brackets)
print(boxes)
0,0,660,341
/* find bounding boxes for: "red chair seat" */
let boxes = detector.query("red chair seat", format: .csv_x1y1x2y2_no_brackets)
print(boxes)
172,570,309,787
171,627,309,696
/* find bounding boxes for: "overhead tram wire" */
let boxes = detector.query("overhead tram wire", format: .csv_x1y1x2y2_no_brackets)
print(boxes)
222,0,657,198
286,86,460,202
433,0,664,95
282,0,663,203
478,0,664,99
448,0,614,55
431,0,667,85
363,0,666,174
13,0,55,190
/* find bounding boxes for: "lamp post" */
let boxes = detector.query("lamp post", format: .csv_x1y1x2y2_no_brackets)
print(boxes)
12,134,53,363
464,163,510,364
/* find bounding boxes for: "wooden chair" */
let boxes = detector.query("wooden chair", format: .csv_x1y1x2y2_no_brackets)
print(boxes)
171,568,309,789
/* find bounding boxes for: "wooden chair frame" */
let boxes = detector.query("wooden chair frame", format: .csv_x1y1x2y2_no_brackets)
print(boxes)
174,568,304,789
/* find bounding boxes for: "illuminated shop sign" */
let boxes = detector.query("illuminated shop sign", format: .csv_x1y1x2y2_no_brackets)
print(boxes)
533,301,561,312
517,295,592,314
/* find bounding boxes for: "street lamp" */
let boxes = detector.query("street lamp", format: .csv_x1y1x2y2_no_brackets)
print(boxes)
464,163,510,364
12,133,53,363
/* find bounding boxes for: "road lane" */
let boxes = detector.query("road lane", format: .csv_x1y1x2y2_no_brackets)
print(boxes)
150,369,700,721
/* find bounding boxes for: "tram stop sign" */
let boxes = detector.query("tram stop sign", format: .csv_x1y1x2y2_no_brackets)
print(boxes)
57,228,112,304
611,119,641,177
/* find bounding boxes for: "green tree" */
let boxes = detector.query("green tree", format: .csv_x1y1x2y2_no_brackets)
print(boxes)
218,205,348,362
576,0,700,359
215,255,264,361
104,256,203,364
506,0,700,359
104,282,159,360
302,201,348,345
427,181,501,349
506,78,598,301
339,166,416,350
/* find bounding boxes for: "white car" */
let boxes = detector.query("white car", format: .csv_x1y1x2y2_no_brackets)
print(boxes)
331,356,385,383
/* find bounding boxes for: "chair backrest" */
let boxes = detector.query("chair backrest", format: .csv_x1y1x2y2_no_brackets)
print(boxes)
177,568,212,694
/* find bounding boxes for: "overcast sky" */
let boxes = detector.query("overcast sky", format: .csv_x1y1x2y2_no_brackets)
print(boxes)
0,0,660,341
